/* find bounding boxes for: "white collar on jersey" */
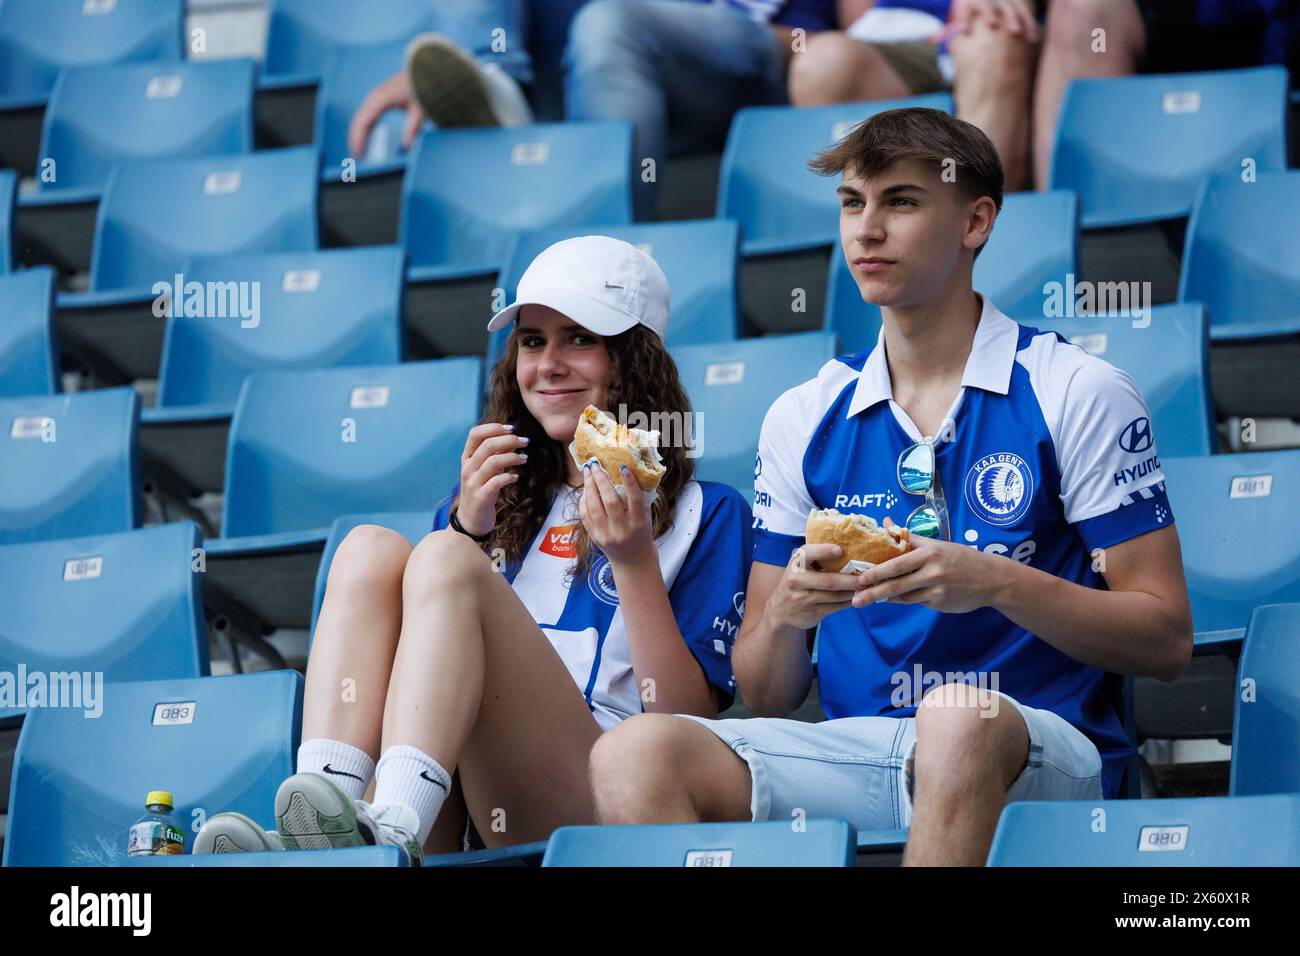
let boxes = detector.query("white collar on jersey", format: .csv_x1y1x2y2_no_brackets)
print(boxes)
846,293,1020,418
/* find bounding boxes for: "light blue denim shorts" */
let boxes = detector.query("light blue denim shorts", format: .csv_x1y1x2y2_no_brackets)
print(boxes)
677,690,1103,830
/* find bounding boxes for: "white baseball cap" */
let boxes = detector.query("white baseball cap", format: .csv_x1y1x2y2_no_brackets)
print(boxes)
486,235,670,339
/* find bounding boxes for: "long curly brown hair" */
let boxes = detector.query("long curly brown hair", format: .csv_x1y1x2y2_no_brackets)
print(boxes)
453,323,695,580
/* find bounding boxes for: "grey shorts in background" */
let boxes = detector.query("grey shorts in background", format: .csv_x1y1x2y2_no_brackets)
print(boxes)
677,690,1103,832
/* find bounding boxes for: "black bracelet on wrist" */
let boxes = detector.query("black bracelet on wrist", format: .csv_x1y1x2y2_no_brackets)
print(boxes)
449,509,492,543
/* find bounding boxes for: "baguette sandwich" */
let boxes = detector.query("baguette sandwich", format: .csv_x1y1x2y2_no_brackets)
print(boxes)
573,405,667,492
804,507,910,571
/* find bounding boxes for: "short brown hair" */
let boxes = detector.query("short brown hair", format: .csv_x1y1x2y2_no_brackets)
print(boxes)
809,107,1004,256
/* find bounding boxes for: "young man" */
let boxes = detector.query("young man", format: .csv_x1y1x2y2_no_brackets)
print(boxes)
587,107,1193,865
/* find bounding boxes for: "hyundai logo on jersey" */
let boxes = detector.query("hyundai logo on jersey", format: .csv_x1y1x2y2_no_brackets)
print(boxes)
1118,416,1154,453
747,296,1174,799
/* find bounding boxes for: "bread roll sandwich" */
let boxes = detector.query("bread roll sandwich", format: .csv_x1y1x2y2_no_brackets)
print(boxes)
573,405,666,492
804,507,910,572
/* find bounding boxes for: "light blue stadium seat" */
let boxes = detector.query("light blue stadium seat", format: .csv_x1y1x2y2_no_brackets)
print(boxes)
3,671,302,866
1180,171,1300,341
1029,303,1215,458
33,58,255,201
717,94,954,256
81,146,320,299
0,522,207,726
424,841,549,868
543,820,856,866
0,169,14,270
671,332,838,502
0,267,59,397
1048,66,1289,228
263,0,433,86
314,39,412,177
486,219,741,368
310,512,433,636
201,360,481,632
126,846,405,867
1162,450,1300,646
0,0,184,110
1230,603,1300,797
987,794,1300,866
139,246,405,500
0,387,140,544
400,122,634,282
152,246,406,418
827,190,1079,354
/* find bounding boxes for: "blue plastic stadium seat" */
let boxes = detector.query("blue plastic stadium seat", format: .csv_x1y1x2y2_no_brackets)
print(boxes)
70,146,319,303
1029,303,1215,458
827,190,1079,354
150,246,406,419
486,219,741,367
0,169,14,271
0,267,59,397
310,512,433,635
987,794,1300,866
3,671,302,866
543,820,856,866
1179,171,1300,341
0,522,207,725
263,0,433,86
672,332,838,502
126,846,405,867
1048,66,1289,228
33,58,255,202
314,39,412,176
215,359,480,548
200,361,481,632
1162,450,1300,646
400,122,634,281
0,387,140,544
424,841,549,868
0,0,184,110
1230,603,1300,797
717,94,954,256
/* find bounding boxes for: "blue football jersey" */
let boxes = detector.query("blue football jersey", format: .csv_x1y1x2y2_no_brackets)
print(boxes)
752,296,1173,798
434,480,751,728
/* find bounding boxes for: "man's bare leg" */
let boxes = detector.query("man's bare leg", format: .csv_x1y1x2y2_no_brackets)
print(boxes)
589,713,753,823
902,682,1030,866
1033,0,1145,188
950,18,1038,192
787,32,911,106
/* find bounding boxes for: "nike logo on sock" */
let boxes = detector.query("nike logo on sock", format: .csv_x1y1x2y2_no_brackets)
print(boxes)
323,763,365,782
419,770,449,793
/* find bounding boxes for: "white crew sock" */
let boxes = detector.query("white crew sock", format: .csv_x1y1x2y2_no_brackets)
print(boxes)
371,745,452,846
296,738,375,802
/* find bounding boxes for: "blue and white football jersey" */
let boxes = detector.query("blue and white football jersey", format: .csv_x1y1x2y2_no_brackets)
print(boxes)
753,296,1173,797
434,480,751,729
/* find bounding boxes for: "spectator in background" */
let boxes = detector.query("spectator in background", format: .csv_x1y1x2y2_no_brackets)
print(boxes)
786,0,1040,191
348,0,535,158
1033,0,1300,191
564,0,851,219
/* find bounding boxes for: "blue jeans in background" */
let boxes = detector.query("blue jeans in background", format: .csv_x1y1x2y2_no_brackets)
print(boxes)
564,0,789,219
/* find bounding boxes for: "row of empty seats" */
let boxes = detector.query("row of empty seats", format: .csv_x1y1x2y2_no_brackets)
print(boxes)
8,601,1298,866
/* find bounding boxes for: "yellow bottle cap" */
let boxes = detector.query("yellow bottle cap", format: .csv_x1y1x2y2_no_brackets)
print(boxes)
145,790,173,809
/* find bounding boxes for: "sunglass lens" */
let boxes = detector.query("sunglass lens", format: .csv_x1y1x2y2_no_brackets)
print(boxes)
906,505,941,539
898,443,935,494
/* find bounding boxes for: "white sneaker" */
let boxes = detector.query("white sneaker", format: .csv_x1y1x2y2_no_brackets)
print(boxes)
194,811,283,854
363,801,425,867
275,772,423,865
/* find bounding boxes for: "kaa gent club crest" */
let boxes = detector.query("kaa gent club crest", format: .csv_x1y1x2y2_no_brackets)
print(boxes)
964,452,1034,527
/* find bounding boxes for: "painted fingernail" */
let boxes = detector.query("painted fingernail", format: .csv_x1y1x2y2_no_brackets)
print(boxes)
503,423,515,431
519,436,530,445
621,465,630,473
518,453,528,462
